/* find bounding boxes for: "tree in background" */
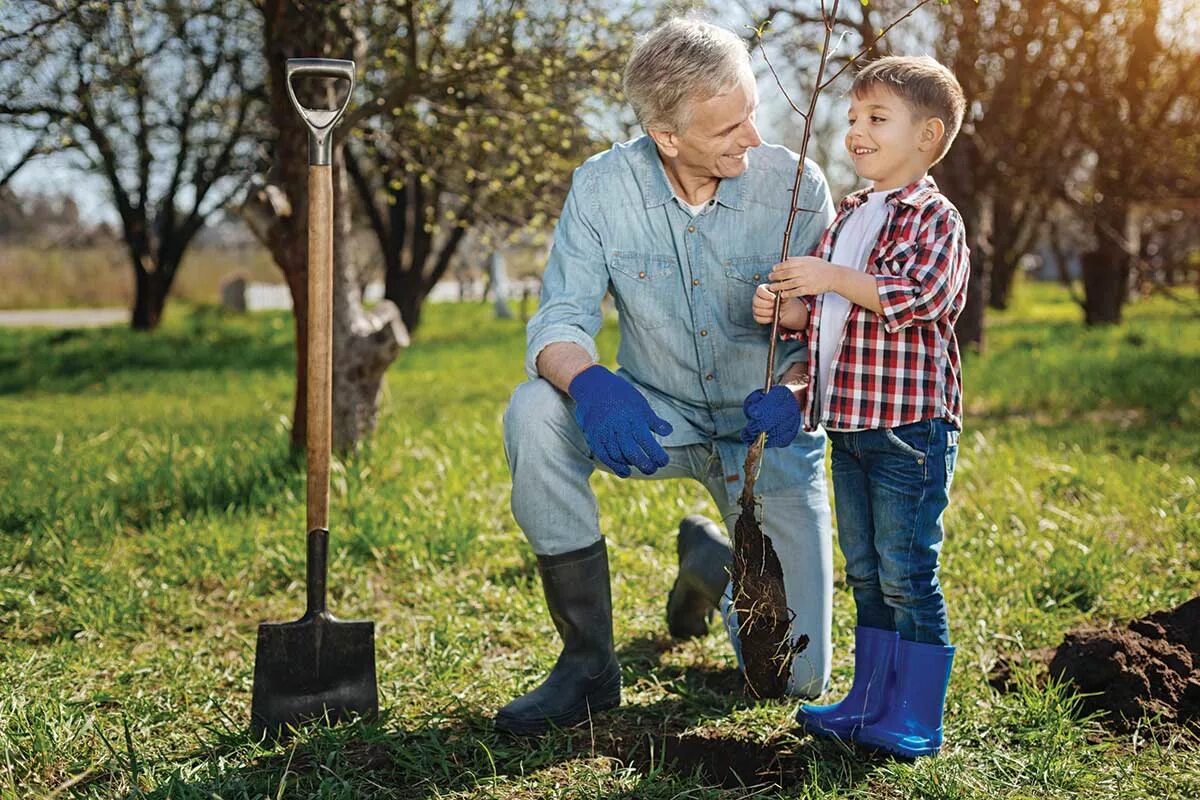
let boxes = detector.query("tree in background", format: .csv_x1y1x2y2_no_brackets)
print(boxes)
245,0,408,453
343,1,633,333
1066,0,1200,324
0,0,264,330
747,0,1200,337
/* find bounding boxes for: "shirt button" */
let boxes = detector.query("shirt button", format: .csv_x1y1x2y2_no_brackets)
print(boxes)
705,373,714,381
692,278,700,286
753,273,761,281
638,271,646,278
687,225,696,233
700,329,708,337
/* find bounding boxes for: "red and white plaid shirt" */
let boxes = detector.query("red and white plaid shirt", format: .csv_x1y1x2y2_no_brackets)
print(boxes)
786,176,970,432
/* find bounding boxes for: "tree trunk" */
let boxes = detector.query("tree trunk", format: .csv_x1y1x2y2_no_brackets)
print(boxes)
988,201,1018,311
935,140,987,352
1081,249,1129,325
330,149,408,449
388,265,426,333
131,265,168,331
251,0,408,453
1082,203,1132,326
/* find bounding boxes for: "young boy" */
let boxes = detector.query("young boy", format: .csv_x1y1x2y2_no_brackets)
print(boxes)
740,56,969,758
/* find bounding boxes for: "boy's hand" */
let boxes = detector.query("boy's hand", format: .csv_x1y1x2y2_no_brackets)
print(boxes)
740,385,802,448
752,284,811,329
769,257,839,299
751,284,779,325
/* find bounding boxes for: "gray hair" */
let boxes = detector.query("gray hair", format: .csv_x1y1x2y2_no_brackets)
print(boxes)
623,18,752,133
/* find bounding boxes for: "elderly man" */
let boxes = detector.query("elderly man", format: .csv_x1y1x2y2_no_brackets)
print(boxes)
496,18,835,735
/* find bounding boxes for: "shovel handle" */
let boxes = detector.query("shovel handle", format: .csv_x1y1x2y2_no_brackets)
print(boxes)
285,58,355,166
285,57,354,534
306,164,333,534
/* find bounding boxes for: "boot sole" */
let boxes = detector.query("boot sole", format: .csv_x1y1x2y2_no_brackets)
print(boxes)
853,732,941,759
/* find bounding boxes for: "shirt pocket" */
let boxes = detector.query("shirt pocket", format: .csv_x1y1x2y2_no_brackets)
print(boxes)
723,255,774,332
873,239,919,276
608,252,679,330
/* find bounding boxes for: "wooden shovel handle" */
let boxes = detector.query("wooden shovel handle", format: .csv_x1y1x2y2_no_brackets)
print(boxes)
306,164,332,533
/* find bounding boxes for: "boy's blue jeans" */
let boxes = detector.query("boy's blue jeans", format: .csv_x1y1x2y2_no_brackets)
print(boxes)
827,419,959,646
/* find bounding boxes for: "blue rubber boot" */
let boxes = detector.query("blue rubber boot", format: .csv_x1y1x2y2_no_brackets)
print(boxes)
854,639,955,758
796,626,898,740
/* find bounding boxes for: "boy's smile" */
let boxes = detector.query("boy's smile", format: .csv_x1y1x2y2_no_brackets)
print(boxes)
845,86,941,192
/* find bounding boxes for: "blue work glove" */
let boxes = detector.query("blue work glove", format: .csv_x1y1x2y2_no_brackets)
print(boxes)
568,365,673,478
740,385,801,448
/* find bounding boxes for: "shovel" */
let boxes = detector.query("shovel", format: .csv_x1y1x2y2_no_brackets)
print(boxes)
250,58,378,739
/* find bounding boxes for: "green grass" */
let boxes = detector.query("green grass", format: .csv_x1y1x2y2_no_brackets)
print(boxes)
1,284,1198,798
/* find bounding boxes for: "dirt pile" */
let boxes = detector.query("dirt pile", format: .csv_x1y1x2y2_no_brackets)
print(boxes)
1047,596,1200,732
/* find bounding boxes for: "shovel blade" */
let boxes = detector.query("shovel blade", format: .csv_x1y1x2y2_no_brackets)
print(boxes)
250,612,378,738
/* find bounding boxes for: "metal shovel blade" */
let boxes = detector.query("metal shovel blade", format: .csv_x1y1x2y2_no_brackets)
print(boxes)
250,613,378,737
249,529,378,739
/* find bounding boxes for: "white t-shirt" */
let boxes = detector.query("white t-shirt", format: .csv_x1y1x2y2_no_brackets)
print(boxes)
677,196,714,216
817,190,890,421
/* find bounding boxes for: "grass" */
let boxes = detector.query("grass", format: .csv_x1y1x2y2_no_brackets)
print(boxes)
1,282,1198,798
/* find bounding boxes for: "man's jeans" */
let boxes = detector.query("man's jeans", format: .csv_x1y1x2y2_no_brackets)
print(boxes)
504,378,834,698
827,419,959,646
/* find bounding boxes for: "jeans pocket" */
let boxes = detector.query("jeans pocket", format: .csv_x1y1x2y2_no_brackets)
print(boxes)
883,423,929,464
945,428,959,490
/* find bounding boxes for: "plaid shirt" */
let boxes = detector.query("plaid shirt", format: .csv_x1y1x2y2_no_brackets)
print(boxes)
786,176,970,432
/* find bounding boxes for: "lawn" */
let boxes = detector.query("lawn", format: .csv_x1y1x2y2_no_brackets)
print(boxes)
1,284,1197,799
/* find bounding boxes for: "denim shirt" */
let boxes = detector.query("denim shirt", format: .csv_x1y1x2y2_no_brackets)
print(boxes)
525,135,835,492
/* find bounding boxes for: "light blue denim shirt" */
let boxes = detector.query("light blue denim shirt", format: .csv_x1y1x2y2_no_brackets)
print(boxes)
525,134,835,489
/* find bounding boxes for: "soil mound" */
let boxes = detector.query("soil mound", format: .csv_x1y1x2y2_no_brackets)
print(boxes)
1047,597,1200,732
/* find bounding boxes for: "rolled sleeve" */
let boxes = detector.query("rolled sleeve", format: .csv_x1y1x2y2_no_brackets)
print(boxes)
523,168,610,379
875,208,969,334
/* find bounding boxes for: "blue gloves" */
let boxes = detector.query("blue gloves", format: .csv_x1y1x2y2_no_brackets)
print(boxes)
741,385,801,448
568,365,673,477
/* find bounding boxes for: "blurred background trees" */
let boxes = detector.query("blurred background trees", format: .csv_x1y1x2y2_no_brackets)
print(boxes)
0,0,265,330
1,0,1198,446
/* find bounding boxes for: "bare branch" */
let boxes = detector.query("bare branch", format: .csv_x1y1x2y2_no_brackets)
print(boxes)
0,138,48,189
819,0,937,91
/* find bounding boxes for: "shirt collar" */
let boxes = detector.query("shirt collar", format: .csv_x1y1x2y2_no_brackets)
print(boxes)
839,174,941,213
633,134,747,212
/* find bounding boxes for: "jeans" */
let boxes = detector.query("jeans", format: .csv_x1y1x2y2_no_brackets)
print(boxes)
503,378,834,697
827,419,958,646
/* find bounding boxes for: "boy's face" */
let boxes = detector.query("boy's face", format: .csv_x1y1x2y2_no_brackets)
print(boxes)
845,86,943,191
651,72,763,182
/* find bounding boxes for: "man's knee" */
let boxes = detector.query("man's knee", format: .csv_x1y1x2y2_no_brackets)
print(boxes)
504,379,572,454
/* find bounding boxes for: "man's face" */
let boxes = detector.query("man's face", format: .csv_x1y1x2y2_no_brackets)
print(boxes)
845,86,937,190
656,74,763,181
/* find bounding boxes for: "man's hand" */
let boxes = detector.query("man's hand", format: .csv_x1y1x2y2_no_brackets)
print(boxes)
752,284,810,329
768,256,839,299
740,385,801,449
569,365,673,478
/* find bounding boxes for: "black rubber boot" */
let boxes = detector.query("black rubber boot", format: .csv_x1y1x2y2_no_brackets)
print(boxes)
666,514,733,639
494,538,621,735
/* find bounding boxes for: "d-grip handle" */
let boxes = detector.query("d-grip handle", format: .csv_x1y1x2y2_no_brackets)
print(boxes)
284,58,355,166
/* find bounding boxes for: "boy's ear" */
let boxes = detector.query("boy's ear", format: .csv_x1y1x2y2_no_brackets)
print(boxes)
648,127,680,158
919,117,946,155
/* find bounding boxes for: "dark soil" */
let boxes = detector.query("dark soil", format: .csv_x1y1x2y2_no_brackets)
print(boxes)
995,597,1200,733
